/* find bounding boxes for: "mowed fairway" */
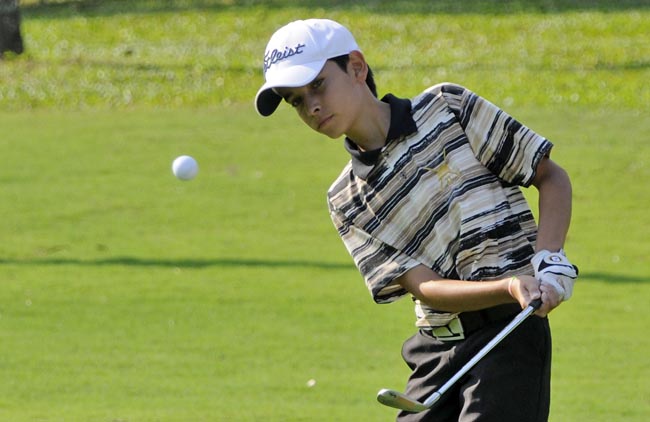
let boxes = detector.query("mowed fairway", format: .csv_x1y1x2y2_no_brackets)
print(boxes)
1,1,649,421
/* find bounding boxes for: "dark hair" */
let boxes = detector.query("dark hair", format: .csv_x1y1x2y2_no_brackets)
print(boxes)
330,54,377,98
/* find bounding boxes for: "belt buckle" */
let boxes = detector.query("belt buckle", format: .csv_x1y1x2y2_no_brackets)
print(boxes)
430,316,465,341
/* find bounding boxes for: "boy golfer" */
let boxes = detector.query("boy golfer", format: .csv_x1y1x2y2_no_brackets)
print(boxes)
255,19,578,422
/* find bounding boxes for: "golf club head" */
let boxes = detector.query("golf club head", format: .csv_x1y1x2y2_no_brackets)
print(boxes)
377,388,429,412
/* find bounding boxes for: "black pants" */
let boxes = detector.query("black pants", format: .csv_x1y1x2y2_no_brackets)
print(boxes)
397,315,551,422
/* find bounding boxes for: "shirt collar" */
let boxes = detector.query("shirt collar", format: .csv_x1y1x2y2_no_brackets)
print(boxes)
344,93,418,179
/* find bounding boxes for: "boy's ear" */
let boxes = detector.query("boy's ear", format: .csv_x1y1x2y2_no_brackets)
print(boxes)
348,50,368,81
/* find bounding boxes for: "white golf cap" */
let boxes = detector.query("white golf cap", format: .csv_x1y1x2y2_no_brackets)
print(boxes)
255,19,360,117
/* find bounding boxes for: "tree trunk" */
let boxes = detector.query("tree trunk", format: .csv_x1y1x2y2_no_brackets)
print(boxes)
0,0,24,57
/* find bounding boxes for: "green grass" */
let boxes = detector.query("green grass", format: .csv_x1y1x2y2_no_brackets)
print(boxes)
1,1,649,421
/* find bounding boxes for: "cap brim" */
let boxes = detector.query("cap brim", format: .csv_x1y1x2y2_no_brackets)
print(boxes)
254,59,326,116
255,88,283,117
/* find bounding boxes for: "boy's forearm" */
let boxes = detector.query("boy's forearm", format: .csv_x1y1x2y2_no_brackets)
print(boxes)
533,159,573,252
396,265,524,312
409,278,516,312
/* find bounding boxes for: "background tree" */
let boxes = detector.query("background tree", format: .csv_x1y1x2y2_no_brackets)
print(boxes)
0,0,23,57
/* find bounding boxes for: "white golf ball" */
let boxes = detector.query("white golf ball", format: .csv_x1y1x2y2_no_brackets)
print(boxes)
172,155,198,181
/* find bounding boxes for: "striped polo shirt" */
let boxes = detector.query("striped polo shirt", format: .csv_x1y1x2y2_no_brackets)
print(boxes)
327,83,552,327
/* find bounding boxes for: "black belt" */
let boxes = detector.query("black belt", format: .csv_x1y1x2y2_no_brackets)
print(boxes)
459,303,522,335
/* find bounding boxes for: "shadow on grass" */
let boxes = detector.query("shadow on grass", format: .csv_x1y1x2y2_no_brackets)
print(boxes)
0,257,645,282
577,272,647,284
21,0,650,19
47,56,650,76
0,256,356,270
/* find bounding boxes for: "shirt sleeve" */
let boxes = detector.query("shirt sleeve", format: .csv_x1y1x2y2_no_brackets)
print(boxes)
329,205,421,304
436,83,553,187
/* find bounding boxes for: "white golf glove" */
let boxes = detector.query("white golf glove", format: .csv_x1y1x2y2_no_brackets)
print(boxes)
531,249,579,301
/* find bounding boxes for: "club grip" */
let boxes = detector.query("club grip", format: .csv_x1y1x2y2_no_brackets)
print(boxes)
529,298,543,310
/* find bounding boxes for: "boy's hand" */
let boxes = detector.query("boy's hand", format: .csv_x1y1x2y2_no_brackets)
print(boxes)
509,275,559,317
531,250,579,301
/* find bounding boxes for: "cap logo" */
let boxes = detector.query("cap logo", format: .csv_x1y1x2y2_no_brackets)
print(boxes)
263,43,306,74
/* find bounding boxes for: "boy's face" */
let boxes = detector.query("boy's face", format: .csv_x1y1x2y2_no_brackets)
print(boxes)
275,57,366,139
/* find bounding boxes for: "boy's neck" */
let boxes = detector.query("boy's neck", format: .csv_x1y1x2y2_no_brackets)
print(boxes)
347,98,391,152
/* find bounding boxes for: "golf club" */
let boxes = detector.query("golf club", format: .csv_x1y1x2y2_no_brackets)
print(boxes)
377,298,543,412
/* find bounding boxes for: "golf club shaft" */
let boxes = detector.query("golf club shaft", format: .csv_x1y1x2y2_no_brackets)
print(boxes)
422,298,543,407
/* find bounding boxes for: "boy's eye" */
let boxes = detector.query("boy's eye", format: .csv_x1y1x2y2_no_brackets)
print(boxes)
283,95,301,107
282,78,323,108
